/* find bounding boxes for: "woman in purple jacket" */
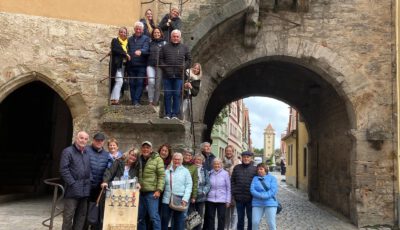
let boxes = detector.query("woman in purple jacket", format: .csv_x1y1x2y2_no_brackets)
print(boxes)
204,158,231,230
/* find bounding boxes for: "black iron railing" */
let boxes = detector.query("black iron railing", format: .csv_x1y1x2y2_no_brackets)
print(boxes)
42,178,64,230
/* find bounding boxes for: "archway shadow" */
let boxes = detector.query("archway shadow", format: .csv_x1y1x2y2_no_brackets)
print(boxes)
0,81,72,195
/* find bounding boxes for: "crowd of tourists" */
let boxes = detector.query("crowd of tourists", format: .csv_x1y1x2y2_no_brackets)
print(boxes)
60,132,279,230
109,7,200,120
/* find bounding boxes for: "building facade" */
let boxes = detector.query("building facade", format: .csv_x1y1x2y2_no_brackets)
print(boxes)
281,107,309,192
211,99,251,158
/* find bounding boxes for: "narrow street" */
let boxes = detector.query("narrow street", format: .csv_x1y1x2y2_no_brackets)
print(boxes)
271,172,356,230
0,174,392,230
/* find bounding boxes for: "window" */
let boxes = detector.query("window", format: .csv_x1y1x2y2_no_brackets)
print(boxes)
288,144,293,166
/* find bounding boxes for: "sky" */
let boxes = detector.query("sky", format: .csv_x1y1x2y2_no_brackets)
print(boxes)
243,97,290,150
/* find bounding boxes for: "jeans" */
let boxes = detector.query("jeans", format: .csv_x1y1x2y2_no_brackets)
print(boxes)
163,78,183,117
110,66,125,101
138,192,161,230
62,197,88,230
128,67,146,105
161,203,185,230
236,201,252,230
251,206,277,230
205,202,226,230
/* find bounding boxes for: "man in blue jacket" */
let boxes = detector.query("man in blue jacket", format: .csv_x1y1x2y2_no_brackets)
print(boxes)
86,132,112,229
60,131,91,230
127,21,150,107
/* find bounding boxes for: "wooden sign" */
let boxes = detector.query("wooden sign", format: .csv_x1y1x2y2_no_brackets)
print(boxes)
103,187,140,230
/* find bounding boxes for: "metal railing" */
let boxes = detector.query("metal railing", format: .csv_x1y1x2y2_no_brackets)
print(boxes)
42,178,64,230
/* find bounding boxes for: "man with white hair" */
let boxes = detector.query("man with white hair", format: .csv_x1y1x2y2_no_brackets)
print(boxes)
59,131,91,230
127,21,150,107
159,29,191,119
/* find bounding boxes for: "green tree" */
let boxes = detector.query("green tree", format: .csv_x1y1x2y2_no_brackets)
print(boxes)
213,106,229,127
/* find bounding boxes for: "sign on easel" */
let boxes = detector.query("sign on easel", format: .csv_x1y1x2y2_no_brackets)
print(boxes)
103,179,140,230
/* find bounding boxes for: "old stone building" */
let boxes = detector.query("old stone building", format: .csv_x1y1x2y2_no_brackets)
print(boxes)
0,0,398,228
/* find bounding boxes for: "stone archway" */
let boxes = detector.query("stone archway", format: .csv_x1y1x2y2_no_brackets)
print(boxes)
0,71,88,194
200,57,356,221
188,3,395,226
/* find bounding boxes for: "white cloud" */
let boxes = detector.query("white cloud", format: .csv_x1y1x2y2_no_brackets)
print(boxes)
244,97,289,150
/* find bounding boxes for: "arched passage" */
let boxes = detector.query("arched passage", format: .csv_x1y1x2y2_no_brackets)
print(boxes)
0,81,73,194
201,58,356,220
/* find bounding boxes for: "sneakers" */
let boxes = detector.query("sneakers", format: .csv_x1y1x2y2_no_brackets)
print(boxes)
133,103,140,108
171,116,179,120
163,116,170,119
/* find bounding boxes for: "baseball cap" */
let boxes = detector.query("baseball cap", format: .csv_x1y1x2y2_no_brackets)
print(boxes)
93,133,105,140
241,151,253,156
141,141,152,147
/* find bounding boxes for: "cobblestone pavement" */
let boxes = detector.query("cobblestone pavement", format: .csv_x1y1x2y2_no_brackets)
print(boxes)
0,173,394,230
270,173,357,230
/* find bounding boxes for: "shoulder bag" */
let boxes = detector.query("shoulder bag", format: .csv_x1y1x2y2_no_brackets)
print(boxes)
259,177,282,214
168,170,187,212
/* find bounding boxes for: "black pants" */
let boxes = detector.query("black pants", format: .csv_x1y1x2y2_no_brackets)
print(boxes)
62,197,88,230
204,202,226,230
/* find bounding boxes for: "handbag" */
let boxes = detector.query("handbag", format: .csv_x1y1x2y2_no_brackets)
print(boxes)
168,170,187,212
259,177,282,215
277,201,282,214
185,209,202,230
87,187,105,225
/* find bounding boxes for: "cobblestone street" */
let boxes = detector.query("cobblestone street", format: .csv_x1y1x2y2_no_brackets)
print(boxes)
0,173,393,229
272,173,356,230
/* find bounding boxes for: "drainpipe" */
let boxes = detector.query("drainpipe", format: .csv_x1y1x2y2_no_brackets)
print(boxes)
296,112,299,189
396,0,400,226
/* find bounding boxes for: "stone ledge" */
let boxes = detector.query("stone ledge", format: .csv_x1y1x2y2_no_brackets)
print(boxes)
100,105,189,131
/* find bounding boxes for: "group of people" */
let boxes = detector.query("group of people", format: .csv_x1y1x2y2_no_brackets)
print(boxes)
109,7,201,120
60,132,279,230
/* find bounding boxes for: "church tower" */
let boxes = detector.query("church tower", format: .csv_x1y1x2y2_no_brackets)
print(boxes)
263,124,275,163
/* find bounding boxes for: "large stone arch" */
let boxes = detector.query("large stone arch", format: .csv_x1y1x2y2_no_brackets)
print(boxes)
188,3,394,227
0,70,88,122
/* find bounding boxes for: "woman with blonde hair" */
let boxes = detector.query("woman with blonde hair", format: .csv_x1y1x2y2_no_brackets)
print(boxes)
182,63,202,120
101,148,141,188
140,9,156,37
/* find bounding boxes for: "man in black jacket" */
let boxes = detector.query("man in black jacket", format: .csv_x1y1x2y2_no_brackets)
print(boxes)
231,151,257,230
60,131,91,230
159,29,191,119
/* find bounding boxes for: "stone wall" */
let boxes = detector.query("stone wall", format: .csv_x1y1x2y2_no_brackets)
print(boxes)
0,12,194,151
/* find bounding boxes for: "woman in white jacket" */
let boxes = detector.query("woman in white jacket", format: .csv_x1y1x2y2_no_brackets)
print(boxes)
161,152,193,230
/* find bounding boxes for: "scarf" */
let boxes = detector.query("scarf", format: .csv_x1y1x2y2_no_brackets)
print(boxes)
118,36,128,53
